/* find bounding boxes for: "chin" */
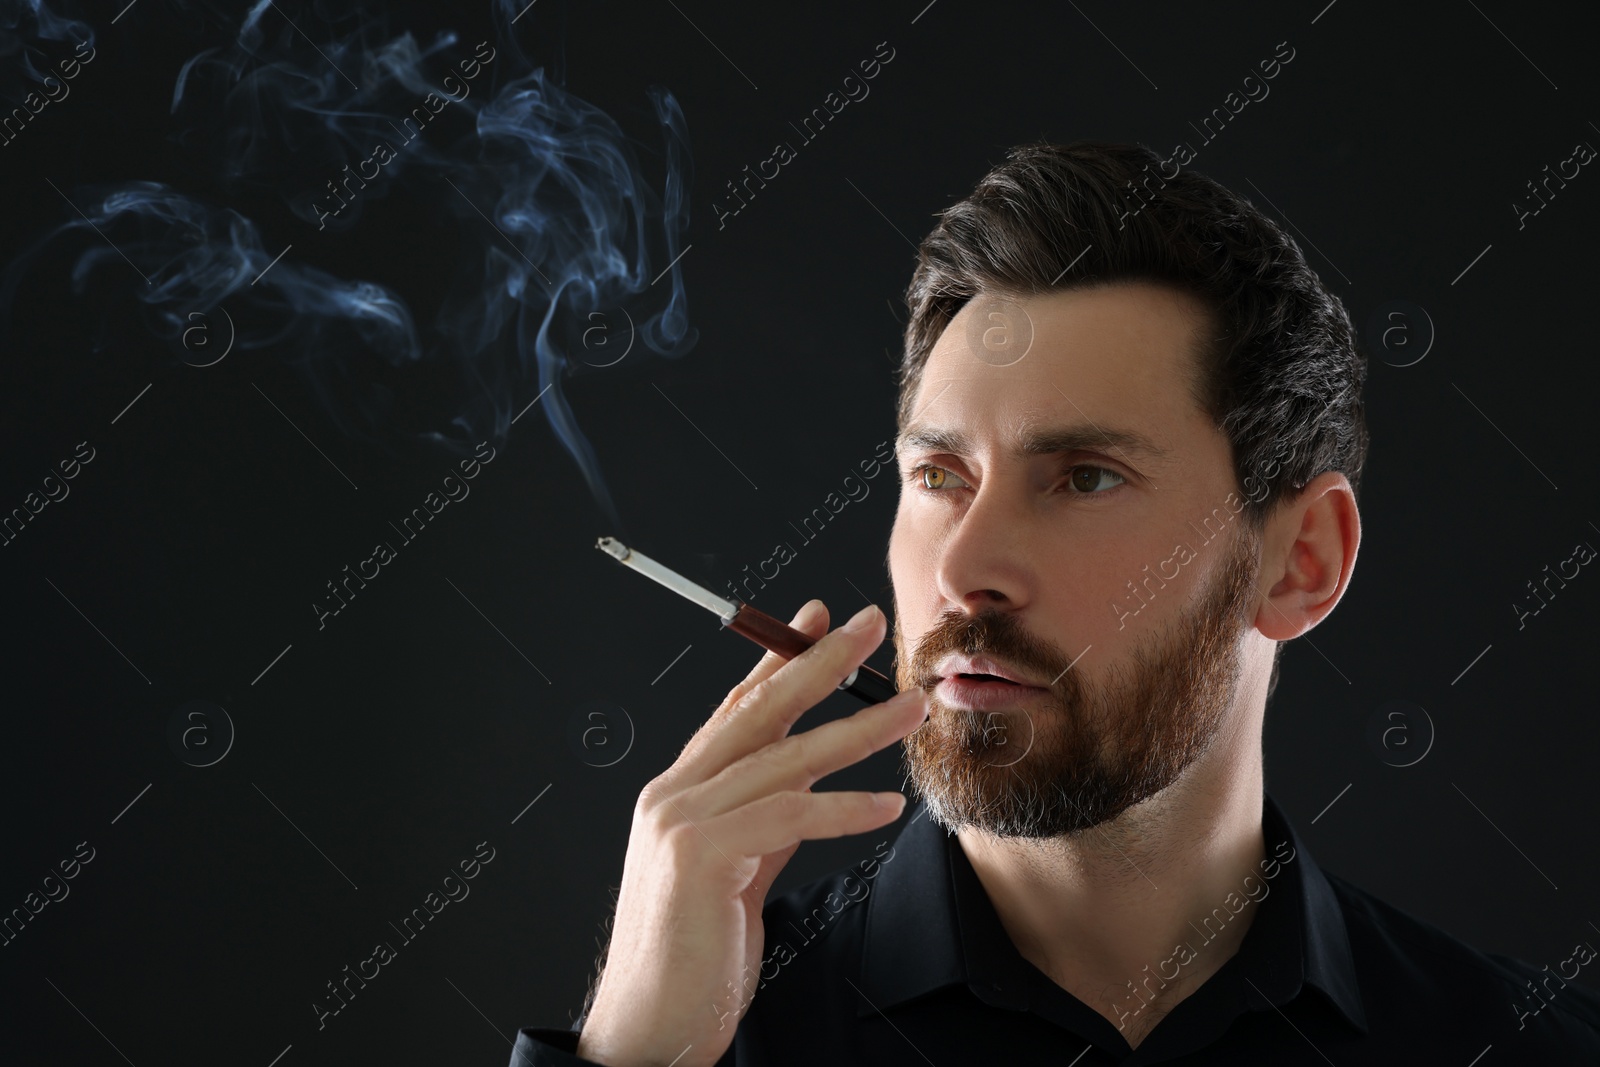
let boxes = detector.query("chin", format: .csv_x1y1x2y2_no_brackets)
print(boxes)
903,702,1190,838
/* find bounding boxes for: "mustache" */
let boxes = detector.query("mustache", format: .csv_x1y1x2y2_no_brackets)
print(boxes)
904,610,1070,688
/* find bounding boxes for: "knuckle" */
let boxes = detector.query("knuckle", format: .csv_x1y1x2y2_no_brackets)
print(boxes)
860,713,893,758
636,784,680,831
638,769,674,807
741,737,786,777
745,729,811,786
731,675,776,717
715,683,749,716
781,730,828,785
658,818,696,854
635,797,667,837
764,788,804,823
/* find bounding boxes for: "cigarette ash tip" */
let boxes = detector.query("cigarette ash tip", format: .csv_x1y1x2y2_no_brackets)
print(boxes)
595,536,630,561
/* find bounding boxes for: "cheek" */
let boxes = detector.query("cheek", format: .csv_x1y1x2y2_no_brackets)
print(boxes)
1090,542,1147,597
888,510,943,581
886,507,918,583
1076,535,1185,646
888,512,943,623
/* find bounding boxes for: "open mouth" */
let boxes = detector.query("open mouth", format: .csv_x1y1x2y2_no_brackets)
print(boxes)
936,672,1048,710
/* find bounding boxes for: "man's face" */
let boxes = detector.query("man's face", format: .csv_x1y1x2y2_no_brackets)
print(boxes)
887,281,1265,839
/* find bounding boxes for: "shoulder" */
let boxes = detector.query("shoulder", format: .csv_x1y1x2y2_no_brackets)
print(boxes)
1323,869,1600,1049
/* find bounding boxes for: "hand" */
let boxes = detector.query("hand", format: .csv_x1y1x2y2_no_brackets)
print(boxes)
574,599,928,1067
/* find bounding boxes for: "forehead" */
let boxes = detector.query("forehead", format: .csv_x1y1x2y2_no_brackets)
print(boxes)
902,281,1216,456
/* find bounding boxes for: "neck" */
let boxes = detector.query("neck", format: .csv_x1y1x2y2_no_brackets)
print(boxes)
955,738,1267,1043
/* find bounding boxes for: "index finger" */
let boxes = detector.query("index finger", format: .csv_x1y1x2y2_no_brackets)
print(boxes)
671,603,890,789
675,599,829,755
731,599,829,702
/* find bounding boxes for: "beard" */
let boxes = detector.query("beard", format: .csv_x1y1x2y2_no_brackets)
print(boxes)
893,522,1261,839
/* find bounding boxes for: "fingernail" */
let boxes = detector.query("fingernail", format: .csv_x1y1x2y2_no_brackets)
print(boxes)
791,599,822,626
842,604,880,634
885,689,929,719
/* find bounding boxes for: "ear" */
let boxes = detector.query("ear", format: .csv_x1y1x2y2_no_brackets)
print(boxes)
1254,471,1360,641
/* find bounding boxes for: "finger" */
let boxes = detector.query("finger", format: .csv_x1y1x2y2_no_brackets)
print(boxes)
723,599,830,710
695,788,908,874
738,838,803,910
675,603,891,785
671,600,828,774
682,688,928,820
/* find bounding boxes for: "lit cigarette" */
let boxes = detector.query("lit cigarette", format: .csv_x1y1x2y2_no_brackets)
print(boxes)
596,536,898,705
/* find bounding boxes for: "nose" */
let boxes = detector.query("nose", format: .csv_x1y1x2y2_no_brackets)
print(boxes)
931,478,1037,613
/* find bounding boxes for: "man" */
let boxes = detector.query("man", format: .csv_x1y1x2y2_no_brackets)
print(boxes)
510,142,1600,1063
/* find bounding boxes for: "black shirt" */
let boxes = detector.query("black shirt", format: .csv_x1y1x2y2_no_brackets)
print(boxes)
509,792,1600,1064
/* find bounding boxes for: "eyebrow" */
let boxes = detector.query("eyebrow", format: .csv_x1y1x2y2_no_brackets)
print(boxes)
894,424,1171,465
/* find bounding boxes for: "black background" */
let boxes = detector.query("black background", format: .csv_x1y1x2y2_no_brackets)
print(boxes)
2,1,1598,1063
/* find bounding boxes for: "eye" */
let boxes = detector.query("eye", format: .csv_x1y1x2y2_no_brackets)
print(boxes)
911,463,968,491
908,462,1126,496
1067,465,1125,494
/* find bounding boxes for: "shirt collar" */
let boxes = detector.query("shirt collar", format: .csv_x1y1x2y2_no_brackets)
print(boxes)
855,791,1368,1036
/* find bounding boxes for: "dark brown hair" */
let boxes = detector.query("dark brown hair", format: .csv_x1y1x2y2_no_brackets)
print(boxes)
898,139,1368,532
898,140,1370,698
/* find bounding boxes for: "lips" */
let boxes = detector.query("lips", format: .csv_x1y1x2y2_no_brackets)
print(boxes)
934,654,1046,689
929,654,1050,711
935,675,1050,711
